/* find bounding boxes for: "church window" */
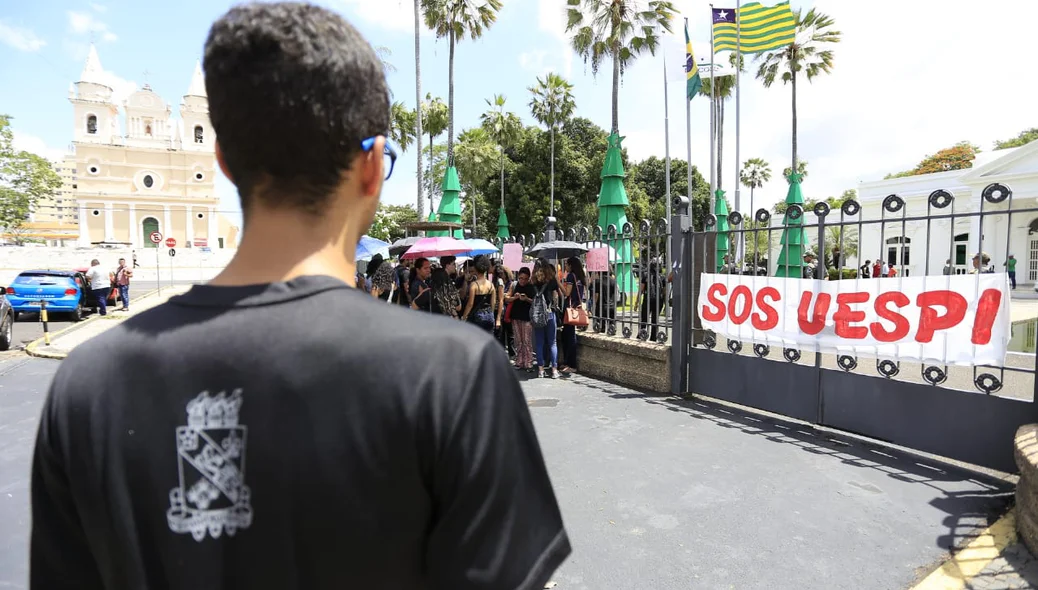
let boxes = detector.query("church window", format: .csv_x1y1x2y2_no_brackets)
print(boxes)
143,174,154,188
88,165,99,175
194,126,204,144
197,212,205,219
92,209,100,216
194,172,204,181
86,115,97,134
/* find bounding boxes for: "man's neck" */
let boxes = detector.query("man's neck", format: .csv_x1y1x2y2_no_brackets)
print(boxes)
209,211,359,288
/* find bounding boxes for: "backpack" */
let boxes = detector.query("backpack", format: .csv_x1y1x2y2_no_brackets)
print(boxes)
531,284,551,328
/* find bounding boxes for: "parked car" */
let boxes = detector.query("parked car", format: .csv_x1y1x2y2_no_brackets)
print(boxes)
0,286,12,351
4,270,90,322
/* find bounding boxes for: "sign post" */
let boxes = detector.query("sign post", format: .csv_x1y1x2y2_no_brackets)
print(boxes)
166,238,177,287
150,232,163,295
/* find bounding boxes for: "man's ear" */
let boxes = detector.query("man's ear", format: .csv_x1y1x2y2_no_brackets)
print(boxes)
359,137,386,198
215,141,233,183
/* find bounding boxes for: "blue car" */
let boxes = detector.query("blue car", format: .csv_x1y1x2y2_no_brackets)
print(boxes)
5,270,90,322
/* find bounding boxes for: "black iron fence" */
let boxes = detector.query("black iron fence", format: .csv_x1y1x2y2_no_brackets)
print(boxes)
495,218,673,344
665,182,1038,473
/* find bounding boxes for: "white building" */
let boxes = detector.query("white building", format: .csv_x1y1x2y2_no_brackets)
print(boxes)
67,44,238,249
857,139,1038,284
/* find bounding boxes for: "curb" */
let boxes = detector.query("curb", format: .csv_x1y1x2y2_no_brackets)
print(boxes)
909,508,1017,589
24,288,162,360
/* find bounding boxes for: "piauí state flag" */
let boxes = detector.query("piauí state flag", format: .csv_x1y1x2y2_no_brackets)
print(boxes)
684,21,702,101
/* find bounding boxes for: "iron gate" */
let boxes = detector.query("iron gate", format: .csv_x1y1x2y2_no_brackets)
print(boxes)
668,184,1038,473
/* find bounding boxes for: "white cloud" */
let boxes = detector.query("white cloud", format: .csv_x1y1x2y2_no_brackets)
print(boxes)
67,11,117,42
535,0,573,77
12,132,67,163
89,2,107,12
332,0,434,36
0,20,46,52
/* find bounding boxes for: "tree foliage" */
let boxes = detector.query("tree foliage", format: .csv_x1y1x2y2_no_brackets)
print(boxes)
0,115,61,244
884,141,980,179
994,128,1038,150
368,203,420,242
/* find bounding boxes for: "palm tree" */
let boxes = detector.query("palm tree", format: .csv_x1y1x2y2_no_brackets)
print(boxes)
755,8,841,175
566,0,676,134
740,157,772,213
479,94,523,214
528,72,576,217
412,0,424,218
421,94,449,213
390,102,417,154
699,53,742,191
422,0,503,163
782,159,808,180
375,46,397,99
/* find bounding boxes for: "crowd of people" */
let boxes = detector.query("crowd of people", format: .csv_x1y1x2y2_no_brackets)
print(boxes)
353,252,673,378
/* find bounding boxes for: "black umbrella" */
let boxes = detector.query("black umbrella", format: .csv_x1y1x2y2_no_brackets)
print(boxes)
527,240,588,260
389,236,422,256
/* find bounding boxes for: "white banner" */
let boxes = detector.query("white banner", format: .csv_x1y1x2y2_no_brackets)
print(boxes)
697,273,1012,366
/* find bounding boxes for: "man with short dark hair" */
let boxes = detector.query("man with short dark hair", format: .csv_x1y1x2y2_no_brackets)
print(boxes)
31,4,569,589
113,257,132,310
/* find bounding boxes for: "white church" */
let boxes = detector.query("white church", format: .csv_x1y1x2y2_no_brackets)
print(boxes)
63,45,238,249
856,139,1038,285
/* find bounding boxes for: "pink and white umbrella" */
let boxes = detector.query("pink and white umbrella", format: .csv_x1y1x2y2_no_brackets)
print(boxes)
400,236,471,260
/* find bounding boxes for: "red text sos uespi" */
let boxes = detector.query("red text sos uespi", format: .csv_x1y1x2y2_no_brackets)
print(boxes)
700,283,1002,345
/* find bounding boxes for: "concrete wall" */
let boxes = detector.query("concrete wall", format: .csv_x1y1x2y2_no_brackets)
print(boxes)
1016,425,1038,555
577,332,670,394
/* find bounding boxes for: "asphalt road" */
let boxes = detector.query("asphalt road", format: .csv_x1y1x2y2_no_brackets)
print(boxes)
0,356,1016,589
6,280,198,350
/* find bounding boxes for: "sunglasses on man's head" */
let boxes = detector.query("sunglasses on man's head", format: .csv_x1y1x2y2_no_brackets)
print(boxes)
360,136,398,180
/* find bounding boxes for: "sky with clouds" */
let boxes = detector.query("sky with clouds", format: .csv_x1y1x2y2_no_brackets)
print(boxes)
1,0,1035,227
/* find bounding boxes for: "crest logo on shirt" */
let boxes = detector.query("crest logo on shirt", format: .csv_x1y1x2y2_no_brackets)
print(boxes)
167,389,253,541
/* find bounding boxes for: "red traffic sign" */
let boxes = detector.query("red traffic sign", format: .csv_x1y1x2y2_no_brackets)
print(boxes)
149,231,162,244
193,238,208,248
165,237,177,248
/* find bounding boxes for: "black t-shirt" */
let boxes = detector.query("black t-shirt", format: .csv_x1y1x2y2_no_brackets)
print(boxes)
31,275,570,590
511,283,537,322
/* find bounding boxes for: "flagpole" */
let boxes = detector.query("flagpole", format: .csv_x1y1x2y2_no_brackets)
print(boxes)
708,9,716,216
664,50,672,273
734,2,743,267
685,17,694,231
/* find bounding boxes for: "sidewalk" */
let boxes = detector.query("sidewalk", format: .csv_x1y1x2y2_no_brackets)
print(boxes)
25,286,191,359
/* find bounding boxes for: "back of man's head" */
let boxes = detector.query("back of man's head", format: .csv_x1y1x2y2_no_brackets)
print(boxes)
203,2,389,216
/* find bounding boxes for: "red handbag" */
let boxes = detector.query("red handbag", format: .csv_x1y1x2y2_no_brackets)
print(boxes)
563,304,589,327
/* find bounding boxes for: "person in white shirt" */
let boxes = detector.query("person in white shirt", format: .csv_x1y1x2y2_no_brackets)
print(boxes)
85,259,110,316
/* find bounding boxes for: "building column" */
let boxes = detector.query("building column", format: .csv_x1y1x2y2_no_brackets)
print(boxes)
163,205,172,242
208,206,217,247
129,204,137,248
104,202,114,242
967,188,983,265
78,204,90,247
186,206,194,246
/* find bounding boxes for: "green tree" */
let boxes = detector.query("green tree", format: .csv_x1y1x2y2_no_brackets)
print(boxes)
420,95,449,212
479,94,523,231
422,0,503,163
628,156,710,228
755,8,841,175
0,115,61,244
368,203,420,242
994,128,1038,150
454,126,500,235
423,142,449,212
390,102,417,153
565,0,676,135
528,72,577,216
740,157,771,213
781,159,808,181
884,142,980,178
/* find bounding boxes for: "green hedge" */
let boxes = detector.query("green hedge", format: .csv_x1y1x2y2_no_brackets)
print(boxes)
827,268,859,280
